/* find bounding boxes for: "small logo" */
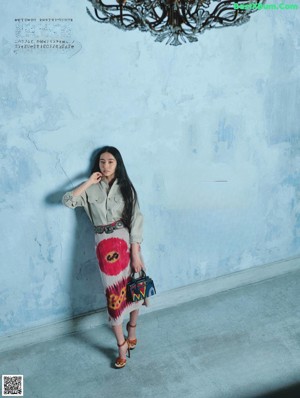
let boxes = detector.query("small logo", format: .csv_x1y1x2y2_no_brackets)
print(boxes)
2,375,23,397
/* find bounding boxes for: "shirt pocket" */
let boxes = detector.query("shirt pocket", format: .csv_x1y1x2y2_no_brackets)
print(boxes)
113,195,125,210
87,194,105,204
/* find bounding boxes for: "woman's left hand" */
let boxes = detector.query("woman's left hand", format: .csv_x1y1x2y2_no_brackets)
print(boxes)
131,253,143,273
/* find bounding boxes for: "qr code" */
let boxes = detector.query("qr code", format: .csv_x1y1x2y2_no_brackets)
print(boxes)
2,375,23,396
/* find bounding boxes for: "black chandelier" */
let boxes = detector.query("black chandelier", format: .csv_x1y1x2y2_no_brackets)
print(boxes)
87,0,266,46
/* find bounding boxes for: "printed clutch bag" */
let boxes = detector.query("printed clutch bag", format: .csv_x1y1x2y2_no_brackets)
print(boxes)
127,270,156,302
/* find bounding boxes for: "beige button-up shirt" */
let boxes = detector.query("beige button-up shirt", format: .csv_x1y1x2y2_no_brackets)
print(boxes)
62,179,143,244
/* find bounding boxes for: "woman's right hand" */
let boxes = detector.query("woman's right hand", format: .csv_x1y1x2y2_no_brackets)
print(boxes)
72,172,102,197
88,172,102,185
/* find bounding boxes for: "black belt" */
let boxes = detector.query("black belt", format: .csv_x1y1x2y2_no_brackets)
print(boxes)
94,220,125,234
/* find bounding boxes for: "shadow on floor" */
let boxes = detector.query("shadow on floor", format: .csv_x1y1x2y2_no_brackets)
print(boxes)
69,322,117,368
252,382,300,398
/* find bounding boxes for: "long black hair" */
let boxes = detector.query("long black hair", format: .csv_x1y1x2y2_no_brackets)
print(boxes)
91,146,138,231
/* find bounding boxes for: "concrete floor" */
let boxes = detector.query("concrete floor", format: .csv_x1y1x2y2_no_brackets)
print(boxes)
1,269,300,398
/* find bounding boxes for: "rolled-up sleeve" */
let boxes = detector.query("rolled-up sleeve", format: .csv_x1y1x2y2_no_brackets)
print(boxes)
130,200,143,244
62,191,87,209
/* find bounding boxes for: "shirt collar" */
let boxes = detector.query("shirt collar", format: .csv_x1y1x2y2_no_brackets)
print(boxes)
100,177,118,188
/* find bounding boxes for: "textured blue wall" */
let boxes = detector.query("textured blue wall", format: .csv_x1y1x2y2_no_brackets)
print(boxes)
0,1,299,336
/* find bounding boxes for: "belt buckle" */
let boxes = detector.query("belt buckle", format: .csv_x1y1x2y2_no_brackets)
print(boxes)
116,220,123,229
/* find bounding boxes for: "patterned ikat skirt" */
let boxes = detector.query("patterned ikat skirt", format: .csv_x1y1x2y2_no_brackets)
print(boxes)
95,227,143,326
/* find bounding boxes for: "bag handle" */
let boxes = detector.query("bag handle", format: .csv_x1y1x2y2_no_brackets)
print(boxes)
130,270,146,280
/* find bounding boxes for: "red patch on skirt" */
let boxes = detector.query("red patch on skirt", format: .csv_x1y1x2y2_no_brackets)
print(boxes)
106,277,131,320
96,237,129,276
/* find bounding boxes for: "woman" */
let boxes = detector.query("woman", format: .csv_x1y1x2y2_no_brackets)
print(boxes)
62,146,144,368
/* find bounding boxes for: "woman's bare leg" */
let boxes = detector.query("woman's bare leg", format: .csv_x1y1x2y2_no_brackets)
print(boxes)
128,309,139,340
112,324,127,359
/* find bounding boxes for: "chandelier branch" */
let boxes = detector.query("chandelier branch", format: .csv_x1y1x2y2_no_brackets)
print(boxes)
87,0,266,45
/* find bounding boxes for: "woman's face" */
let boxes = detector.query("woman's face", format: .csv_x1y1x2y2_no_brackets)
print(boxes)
99,152,117,181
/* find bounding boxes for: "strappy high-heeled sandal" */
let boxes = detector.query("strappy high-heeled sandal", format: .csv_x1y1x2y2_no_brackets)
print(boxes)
115,339,130,369
126,322,137,350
